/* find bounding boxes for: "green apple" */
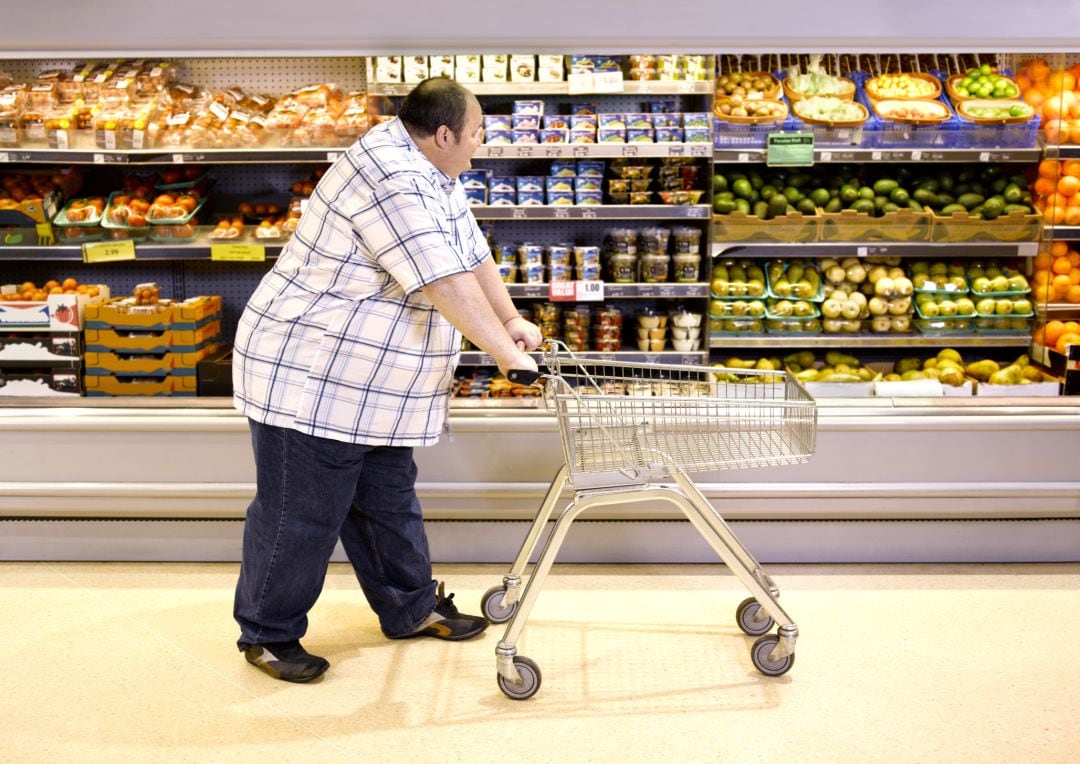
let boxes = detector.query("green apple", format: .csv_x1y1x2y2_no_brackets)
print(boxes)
869,296,889,316
972,277,992,294
956,297,975,315
1007,275,1028,292
1012,298,1032,314
990,276,1010,293
995,300,1014,315
929,262,948,277
747,300,766,317
910,261,930,275
920,300,940,317
976,297,997,314
841,301,862,319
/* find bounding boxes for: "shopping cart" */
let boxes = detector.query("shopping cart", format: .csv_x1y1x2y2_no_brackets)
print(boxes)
483,340,818,700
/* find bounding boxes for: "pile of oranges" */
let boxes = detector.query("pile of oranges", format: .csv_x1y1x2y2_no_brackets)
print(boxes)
1033,158,1080,226
1033,319,1080,355
1016,58,1080,145
1033,241,1080,305
1,278,102,302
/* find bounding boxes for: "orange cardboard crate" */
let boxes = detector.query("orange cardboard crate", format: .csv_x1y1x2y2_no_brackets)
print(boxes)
84,374,198,396
84,320,221,353
84,295,222,331
85,343,220,377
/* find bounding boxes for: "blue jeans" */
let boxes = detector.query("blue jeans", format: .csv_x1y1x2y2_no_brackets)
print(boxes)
234,419,437,647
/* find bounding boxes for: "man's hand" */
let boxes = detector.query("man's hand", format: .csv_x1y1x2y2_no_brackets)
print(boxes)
504,315,544,352
496,348,538,379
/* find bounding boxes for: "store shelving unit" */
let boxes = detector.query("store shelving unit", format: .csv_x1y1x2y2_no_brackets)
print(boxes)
0,49,1078,564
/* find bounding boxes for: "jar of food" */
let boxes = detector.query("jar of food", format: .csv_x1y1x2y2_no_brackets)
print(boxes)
639,254,671,283
673,253,701,282
608,253,637,283
672,226,702,254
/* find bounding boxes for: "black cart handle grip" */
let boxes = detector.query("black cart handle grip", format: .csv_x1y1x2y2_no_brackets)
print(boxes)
507,369,542,386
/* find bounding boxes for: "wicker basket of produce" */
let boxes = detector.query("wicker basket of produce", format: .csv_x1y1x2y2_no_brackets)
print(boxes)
714,96,789,125
864,72,943,102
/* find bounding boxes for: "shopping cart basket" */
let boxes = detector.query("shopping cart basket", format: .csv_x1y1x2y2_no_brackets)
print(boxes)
483,340,817,699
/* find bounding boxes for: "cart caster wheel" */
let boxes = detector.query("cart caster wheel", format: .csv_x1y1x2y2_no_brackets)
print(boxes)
735,596,774,636
498,656,542,700
482,585,518,624
750,634,795,677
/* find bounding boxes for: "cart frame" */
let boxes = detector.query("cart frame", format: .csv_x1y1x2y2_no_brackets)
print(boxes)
485,341,818,700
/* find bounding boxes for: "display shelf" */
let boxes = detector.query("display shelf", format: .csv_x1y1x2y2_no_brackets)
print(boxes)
714,147,1043,164
711,241,1041,258
707,334,1032,349
475,143,712,159
368,80,714,96
506,283,708,298
0,147,347,165
1045,225,1080,239
1040,144,1080,160
0,243,286,261
459,350,707,366
1036,303,1080,315
472,205,711,220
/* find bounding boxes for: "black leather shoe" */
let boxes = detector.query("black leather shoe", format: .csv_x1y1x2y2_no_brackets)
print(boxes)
393,581,489,641
243,640,329,683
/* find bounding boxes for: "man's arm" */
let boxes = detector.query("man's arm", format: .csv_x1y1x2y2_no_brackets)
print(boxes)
472,256,544,352
422,270,537,376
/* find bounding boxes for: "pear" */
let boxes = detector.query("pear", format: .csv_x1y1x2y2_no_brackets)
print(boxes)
938,348,963,364
965,359,1000,382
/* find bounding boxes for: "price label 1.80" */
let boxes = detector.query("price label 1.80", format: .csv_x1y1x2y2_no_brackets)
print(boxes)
83,239,136,263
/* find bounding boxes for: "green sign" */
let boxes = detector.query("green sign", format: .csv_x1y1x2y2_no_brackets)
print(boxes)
766,132,815,167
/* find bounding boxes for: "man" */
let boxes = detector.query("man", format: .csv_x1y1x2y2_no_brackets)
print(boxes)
231,77,542,683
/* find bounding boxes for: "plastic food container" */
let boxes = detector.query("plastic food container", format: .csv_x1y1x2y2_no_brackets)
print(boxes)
608,253,638,283
672,226,702,254
673,253,701,282
639,254,671,282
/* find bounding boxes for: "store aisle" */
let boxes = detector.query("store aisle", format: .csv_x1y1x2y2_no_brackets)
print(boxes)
2,561,1078,763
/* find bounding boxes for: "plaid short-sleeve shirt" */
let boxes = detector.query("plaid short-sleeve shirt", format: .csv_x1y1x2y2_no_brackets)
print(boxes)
232,118,490,446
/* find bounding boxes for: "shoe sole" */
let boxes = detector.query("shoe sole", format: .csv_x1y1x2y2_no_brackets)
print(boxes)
245,655,329,683
391,623,488,641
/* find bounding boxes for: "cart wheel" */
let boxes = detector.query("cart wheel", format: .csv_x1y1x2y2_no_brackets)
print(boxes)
735,597,774,636
750,634,795,677
481,585,518,624
497,656,542,700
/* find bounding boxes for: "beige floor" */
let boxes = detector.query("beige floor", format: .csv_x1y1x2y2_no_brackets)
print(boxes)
2,562,1078,764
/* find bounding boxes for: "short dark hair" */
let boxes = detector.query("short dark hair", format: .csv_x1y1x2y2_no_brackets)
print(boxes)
398,77,476,139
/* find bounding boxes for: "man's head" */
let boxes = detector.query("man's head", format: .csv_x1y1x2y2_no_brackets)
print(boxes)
399,77,483,178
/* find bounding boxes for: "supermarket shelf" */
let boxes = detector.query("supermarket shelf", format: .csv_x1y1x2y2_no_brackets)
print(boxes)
506,283,708,298
368,80,714,96
475,143,712,159
1045,225,1080,240
707,334,1032,349
472,205,710,220
711,241,1041,258
459,350,707,366
713,147,1041,164
0,243,285,261
1036,303,1080,315
0,147,347,164
1040,144,1080,160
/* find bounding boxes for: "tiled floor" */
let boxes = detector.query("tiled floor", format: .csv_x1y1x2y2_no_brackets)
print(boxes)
3,562,1078,763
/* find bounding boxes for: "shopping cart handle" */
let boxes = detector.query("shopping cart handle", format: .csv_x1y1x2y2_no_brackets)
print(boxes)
507,369,542,386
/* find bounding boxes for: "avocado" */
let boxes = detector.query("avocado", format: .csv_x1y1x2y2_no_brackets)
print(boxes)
734,198,751,214
957,193,985,210
713,174,728,193
713,197,737,215
796,198,817,215
809,188,831,207
760,184,778,200
939,203,968,216
732,178,754,200
840,184,860,204
873,178,899,196
753,200,770,219
824,197,843,213
851,198,876,215
1003,183,1023,204
768,194,790,217
890,187,910,205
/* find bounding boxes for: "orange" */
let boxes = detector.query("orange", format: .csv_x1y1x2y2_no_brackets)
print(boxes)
1052,256,1073,274
1065,321,1080,334
1057,332,1080,353
1028,59,1052,82
1038,158,1061,179
1070,251,1080,267
1047,192,1071,211
1026,90,1046,112
1068,285,1080,303
1058,175,1080,196
61,277,78,290
1051,240,1069,257
1034,283,1055,302
1033,325,1046,344
1064,160,1080,177
1070,270,1080,285
1052,274,1072,295
1033,269,1051,286
1034,251,1052,270
1049,70,1077,93
1033,176,1057,197
1070,120,1080,144
1044,118,1070,144
1044,204,1067,225
1044,320,1067,346
1065,206,1080,226
1016,72,1033,92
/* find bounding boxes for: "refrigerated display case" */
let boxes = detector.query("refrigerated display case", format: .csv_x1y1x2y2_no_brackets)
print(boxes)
0,37,1077,562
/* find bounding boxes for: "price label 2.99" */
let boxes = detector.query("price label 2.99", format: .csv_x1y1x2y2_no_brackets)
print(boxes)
83,239,136,263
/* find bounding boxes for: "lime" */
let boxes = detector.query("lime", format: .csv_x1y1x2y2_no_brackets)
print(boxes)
1004,85,1018,98
1008,105,1025,117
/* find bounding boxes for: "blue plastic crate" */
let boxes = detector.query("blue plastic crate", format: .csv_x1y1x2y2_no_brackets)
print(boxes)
780,70,876,147
853,77,959,149
932,68,1040,149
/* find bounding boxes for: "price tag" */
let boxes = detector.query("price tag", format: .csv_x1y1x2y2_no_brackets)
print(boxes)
511,207,528,219
488,146,504,157
766,132,814,167
553,207,570,219
515,146,535,157
572,145,590,157
911,150,923,160
83,239,136,263
685,206,708,217
621,145,639,157
545,146,564,157
593,71,625,93
581,208,597,219
737,152,750,162
567,72,594,95
211,243,266,262
667,144,685,156
690,144,710,157
35,222,54,241
173,153,186,163
0,152,8,162
577,280,604,301
819,151,832,162
978,152,990,162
